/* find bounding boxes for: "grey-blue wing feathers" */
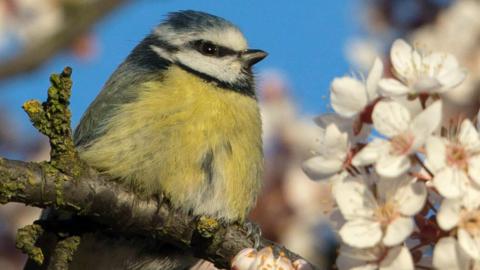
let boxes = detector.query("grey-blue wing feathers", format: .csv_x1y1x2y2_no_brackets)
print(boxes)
74,35,171,148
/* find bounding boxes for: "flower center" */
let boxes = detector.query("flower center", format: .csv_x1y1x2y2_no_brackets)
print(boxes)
446,143,469,170
397,51,446,94
390,133,414,156
459,209,480,237
374,201,399,227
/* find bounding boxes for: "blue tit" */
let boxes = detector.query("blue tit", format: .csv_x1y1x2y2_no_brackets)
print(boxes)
69,10,266,269
75,9,266,222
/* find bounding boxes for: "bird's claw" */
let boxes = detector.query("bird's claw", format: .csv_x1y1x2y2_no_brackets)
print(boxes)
153,193,165,213
243,220,262,249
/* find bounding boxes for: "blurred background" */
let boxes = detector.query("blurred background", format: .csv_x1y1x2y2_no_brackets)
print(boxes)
1,0,475,269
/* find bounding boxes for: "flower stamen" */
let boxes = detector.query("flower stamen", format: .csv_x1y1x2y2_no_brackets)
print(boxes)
459,209,480,237
374,201,400,227
446,143,469,170
390,133,415,156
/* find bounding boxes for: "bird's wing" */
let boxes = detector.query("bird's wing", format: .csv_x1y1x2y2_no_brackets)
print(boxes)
74,61,141,147
74,36,170,148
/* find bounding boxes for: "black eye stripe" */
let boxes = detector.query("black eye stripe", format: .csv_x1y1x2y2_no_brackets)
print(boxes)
190,40,237,57
217,46,237,57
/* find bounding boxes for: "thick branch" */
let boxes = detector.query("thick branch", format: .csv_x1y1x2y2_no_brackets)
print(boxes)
0,158,317,269
0,0,127,80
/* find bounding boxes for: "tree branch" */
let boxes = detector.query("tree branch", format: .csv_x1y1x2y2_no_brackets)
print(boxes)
0,157,315,269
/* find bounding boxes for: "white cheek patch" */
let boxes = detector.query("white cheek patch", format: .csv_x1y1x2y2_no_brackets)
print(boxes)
150,45,175,62
175,50,243,84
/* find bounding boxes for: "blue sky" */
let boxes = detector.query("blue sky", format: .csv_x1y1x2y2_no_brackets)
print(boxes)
0,0,358,145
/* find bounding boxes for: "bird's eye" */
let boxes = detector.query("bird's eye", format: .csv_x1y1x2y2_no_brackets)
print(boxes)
191,40,236,57
197,41,218,56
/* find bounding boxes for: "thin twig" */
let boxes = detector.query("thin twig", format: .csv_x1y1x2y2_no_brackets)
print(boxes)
414,154,434,178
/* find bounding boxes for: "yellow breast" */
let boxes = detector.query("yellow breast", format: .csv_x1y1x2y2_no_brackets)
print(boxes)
79,66,263,221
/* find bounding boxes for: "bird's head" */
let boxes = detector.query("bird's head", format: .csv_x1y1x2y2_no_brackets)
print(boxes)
145,10,267,95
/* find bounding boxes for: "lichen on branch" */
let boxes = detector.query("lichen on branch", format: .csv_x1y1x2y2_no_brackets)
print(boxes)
48,236,81,270
16,224,45,265
22,67,81,176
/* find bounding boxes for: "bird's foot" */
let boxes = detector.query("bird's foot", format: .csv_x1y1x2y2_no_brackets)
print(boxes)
153,193,165,214
242,220,262,249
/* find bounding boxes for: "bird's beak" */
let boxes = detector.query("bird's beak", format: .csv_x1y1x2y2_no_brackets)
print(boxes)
241,49,268,67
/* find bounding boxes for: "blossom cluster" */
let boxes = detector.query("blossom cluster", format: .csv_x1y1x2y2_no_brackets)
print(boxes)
231,247,311,270
303,39,480,269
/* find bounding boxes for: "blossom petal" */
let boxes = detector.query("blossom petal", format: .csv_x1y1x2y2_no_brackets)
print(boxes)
256,247,276,269
458,228,480,260
314,114,371,142
303,124,350,180
433,168,468,198
372,101,411,137
395,181,427,216
458,119,480,151
331,77,368,117
437,199,461,231
293,259,313,270
302,156,343,180
424,52,450,75
390,39,414,80
375,153,411,178
438,68,467,92
412,77,442,93
324,123,350,153
339,219,382,248
366,57,383,101
468,155,480,185
336,245,378,270
410,100,442,149
425,136,447,172
382,217,414,246
379,246,414,270
352,138,388,166
433,237,470,270
334,180,376,220
314,113,350,130
276,256,295,270
462,187,480,211
231,248,258,270
378,78,410,96
439,54,460,72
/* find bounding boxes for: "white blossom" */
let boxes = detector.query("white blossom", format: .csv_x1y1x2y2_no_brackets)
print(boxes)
353,100,442,178
437,188,480,260
331,57,383,118
336,244,414,270
302,123,350,180
231,247,311,270
314,113,370,143
433,237,471,270
378,39,466,97
426,119,480,198
334,176,426,248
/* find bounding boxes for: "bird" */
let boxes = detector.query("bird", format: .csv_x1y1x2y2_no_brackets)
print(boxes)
45,10,266,270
